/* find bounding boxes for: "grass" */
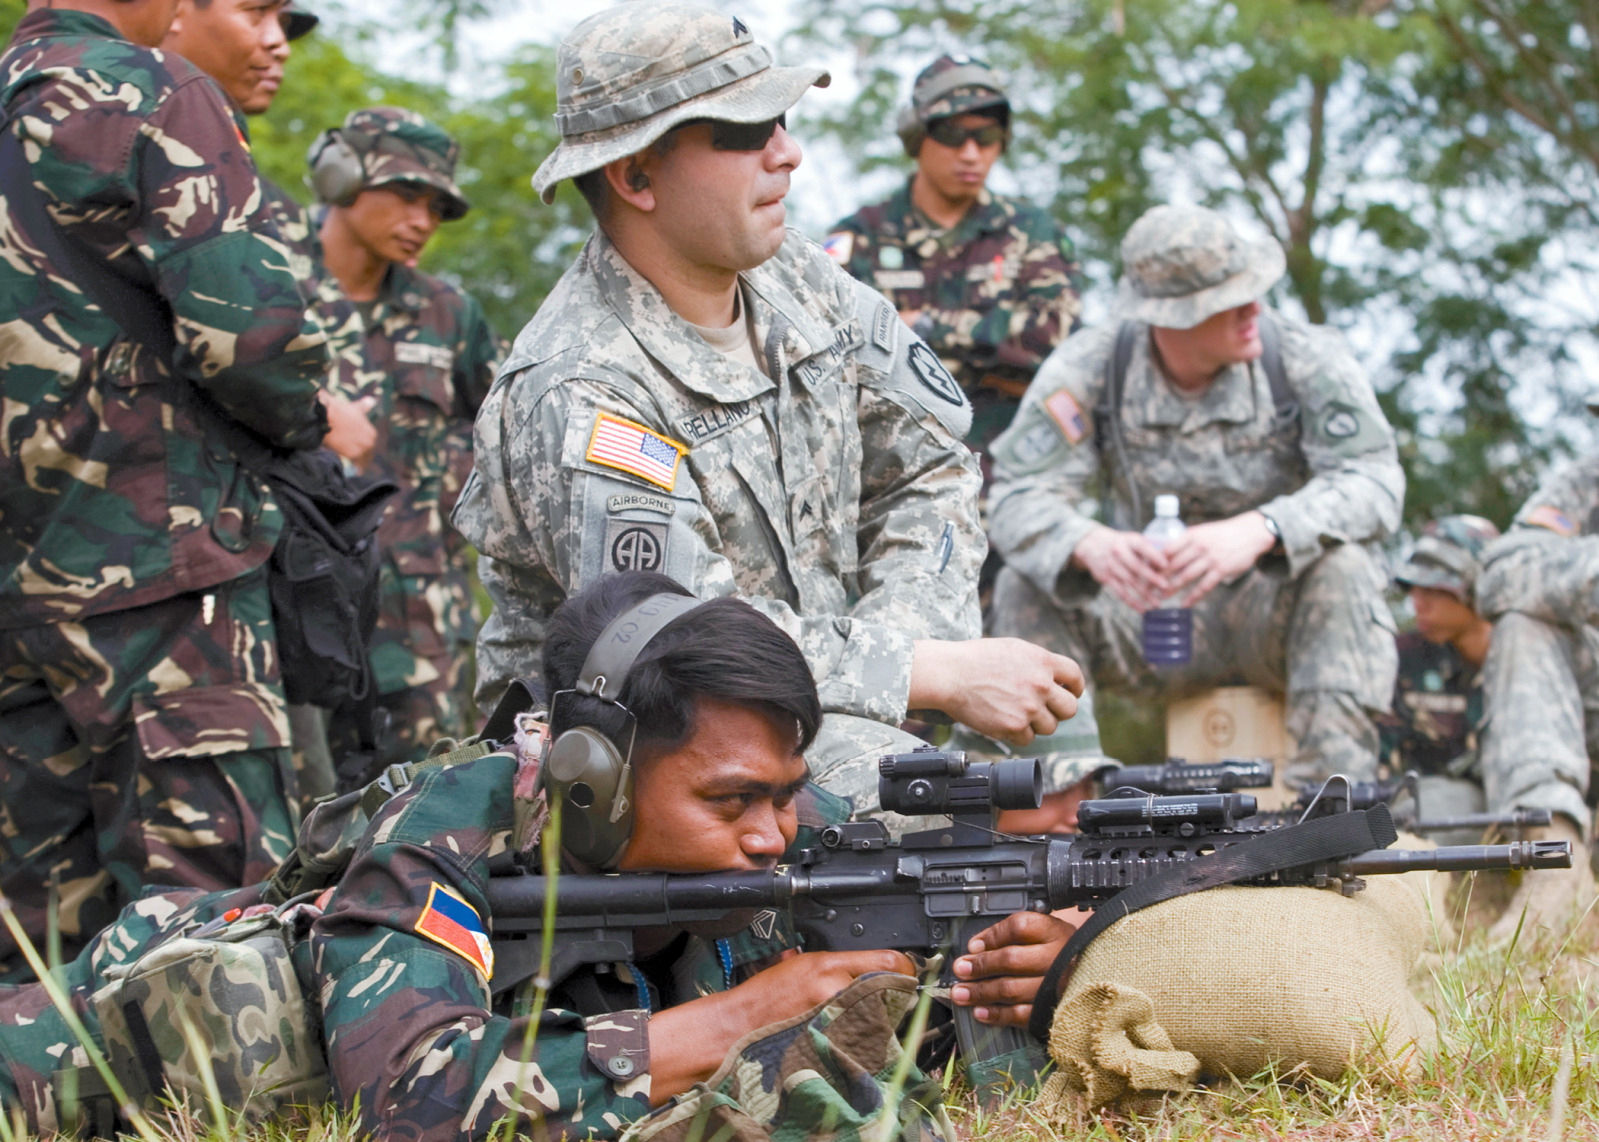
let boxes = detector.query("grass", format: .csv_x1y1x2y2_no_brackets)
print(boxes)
9,870,1596,1141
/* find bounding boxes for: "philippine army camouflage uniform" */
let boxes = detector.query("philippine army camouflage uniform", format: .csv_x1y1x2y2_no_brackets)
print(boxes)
1474,454,1599,832
0,753,951,1142
458,229,985,815
312,109,502,766
987,206,1404,786
0,9,329,978
828,184,1082,448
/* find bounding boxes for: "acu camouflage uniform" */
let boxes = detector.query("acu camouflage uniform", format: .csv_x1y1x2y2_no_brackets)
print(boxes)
315,109,503,766
459,5,990,817
987,205,1404,786
1474,455,1599,832
0,753,951,1142
827,183,1082,449
0,9,330,979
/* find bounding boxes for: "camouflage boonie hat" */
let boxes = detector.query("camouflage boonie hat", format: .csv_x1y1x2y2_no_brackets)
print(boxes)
532,2,830,204
1116,204,1287,330
280,2,318,41
909,54,1009,125
339,107,470,221
1393,514,1501,602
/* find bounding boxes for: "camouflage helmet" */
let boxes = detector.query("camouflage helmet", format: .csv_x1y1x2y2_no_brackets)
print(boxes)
1116,204,1286,330
895,54,1010,157
309,107,470,221
1393,514,1502,604
532,2,830,205
280,2,318,41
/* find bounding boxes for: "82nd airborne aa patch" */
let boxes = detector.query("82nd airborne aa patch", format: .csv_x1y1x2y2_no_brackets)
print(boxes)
415,882,495,981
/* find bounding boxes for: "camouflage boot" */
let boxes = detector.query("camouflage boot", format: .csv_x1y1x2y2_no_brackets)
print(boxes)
1486,817,1597,944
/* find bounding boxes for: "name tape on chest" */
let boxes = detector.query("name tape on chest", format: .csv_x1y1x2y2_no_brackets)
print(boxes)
586,413,687,492
415,882,494,981
393,342,456,371
875,269,926,292
677,399,758,445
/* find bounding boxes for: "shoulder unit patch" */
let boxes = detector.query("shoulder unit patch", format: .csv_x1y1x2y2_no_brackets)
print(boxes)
415,882,495,981
586,413,687,491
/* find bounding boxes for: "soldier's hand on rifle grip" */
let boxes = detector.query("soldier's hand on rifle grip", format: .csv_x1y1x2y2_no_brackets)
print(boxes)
909,638,1084,746
950,912,1078,1027
1070,525,1171,613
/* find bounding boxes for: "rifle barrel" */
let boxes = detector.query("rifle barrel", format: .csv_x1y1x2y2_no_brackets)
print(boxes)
1340,840,1571,875
1402,809,1553,834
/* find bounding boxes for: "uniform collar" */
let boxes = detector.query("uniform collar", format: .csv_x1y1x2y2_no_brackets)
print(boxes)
895,177,1006,247
375,262,429,314
9,8,123,44
588,231,836,404
1125,327,1258,431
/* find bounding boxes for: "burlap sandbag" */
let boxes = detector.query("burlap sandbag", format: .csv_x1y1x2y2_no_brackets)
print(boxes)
1039,877,1438,1110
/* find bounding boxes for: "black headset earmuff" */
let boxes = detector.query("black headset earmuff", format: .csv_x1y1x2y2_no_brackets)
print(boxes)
541,592,706,869
307,128,368,207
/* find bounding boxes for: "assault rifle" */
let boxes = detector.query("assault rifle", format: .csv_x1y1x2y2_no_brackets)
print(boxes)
483,746,1570,1094
1268,772,1553,836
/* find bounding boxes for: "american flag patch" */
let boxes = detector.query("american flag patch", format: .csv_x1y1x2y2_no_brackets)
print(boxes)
822,231,853,265
1044,389,1088,445
586,413,687,491
414,882,494,981
1526,504,1578,537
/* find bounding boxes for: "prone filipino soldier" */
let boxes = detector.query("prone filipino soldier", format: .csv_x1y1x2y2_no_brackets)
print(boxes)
1376,515,1500,847
987,204,1405,791
826,55,1082,451
1473,441,1599,940
304,107,502,775
0,0,331,977
454,1,1088,829
0,571,1074,1140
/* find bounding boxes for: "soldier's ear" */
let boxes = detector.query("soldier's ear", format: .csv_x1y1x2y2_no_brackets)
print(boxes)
604,156,655,212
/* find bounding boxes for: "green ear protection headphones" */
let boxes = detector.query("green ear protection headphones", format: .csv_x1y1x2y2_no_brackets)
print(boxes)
541,592,707,869
307,128,371,207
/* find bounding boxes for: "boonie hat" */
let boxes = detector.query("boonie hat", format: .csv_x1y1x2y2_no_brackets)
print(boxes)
1393,514,1501,603
280,2,319,41
341,107,471,221
532,2,829,205
1116,204,1286,330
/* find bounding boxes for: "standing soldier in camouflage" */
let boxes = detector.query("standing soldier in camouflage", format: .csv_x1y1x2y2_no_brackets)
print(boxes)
826,55,1082,451
1473,423,1599,939
455,1,1089,827
310,107,502,769
987,204,1404,790
0,0,330,977
1377,515,1500,845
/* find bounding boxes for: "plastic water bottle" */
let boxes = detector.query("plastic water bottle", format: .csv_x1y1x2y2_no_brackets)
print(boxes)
1142,495,1192,667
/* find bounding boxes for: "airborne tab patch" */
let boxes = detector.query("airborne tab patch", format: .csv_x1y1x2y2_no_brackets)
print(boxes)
586,413,687,492
415,882,494,981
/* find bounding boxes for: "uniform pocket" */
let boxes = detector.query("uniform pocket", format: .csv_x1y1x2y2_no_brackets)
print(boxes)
132,685,289,761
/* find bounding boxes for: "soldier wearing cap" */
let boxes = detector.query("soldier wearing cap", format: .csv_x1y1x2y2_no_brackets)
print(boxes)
455,1,1090,829
1377,515,1500,846
826,55,1082,451
1470,414,1599,939
986,203,1405,790
306,107,502,779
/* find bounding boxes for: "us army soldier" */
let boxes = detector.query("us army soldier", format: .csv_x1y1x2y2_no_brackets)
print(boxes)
0,0,330,977
1474,434,1599,939
987,204,1404,788
827,54,1082,450
454,1,1086,823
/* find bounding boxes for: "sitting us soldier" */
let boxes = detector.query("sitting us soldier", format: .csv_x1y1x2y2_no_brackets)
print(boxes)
454,2,1088,830
986,204,1405,791
1376,515,1500,846
0,571,1073,1140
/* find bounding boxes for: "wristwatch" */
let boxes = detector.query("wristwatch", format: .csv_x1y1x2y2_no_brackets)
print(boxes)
1259,512,1282,551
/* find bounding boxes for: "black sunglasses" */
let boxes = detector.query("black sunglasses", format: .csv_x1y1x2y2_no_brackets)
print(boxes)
691,114,786,151
926,120,1007,149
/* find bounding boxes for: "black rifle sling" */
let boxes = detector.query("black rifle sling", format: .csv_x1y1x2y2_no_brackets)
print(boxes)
1095,313,1296,525
0,112,178,365
1025,804,1398,1044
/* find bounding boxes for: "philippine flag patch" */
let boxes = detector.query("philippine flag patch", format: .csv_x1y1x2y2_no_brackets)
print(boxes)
415,882,494,981
822,231,854,265
586,413,687,491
